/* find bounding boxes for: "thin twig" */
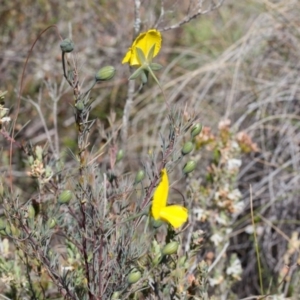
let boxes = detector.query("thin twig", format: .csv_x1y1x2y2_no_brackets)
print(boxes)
159,0,225,32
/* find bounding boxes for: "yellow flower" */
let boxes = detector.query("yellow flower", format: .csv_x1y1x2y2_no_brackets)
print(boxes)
122,29,162,66
151,168,188,229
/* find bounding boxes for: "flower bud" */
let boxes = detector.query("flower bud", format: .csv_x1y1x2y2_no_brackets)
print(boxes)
10,224,20,237
58,190,72,204
152,252,162,266
127,269,142,284
60,38,74,53
47,218,57,229
116,149,124,163
183,160,196,174
177,254,187,267
181,141,194,155
134,170,145,184
5,224,11,235
76,100,84,111
162,241,179,256
111,291,121,299
95,66,116,82
28,205,35,219
151,218,163,228
191,123,202,137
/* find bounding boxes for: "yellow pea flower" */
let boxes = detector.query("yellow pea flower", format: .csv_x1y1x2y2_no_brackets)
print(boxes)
122,29,162,66
151,168,188,229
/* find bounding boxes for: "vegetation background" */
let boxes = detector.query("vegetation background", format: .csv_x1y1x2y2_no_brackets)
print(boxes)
1,0,300,299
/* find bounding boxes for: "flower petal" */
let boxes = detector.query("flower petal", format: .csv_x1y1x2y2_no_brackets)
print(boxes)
159,205,188,229
122,48,133,64
151,168,168,220
122,29,162,66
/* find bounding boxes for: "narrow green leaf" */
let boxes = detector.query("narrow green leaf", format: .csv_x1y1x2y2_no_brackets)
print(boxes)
150,63,163,71
141,70,148,84
129,67,144,80
147,44,156,62
136,47,146,65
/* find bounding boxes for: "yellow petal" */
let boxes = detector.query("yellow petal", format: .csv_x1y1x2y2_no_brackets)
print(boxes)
151,168,168,220
122,29,162,66
122,48,132,64
159,205,188,229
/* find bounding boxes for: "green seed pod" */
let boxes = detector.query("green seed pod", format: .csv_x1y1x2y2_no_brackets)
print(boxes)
151,218,163,228
152,252,162,266
149,63,163,71
111,291,121,299
28,205,35,219
135,170,145,184
60,38,74,53
177,254,187,267
10,224,20,237
162,241,179,256
191,123,202,137
183,160,196,174
116,149,124,163
95,66,116,82
181,141,194,155
127,269,142,284
5,224,11,235
58,190,72,204
76,100,84,111
47,218,57,229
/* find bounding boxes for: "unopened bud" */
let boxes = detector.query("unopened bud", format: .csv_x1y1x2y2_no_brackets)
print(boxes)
28,205,35,219
111,291,121,299
60,38,74,53
152,218,163,228
95,66,116,82
58,190,72,204
47,218,57,229
152,252,162,266
183,160,196,174
116,149,124,163
162,241,179,256
191,123,202,137
135,170,145,184
178,255,187,267
76,100,84,111
127,269,142,284
181,141,194,155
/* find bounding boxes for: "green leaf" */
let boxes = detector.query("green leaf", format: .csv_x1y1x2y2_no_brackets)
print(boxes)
141,70,148,84
150,63,163,71
136,47,146,65
147,44,156,62
129,67,144,80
